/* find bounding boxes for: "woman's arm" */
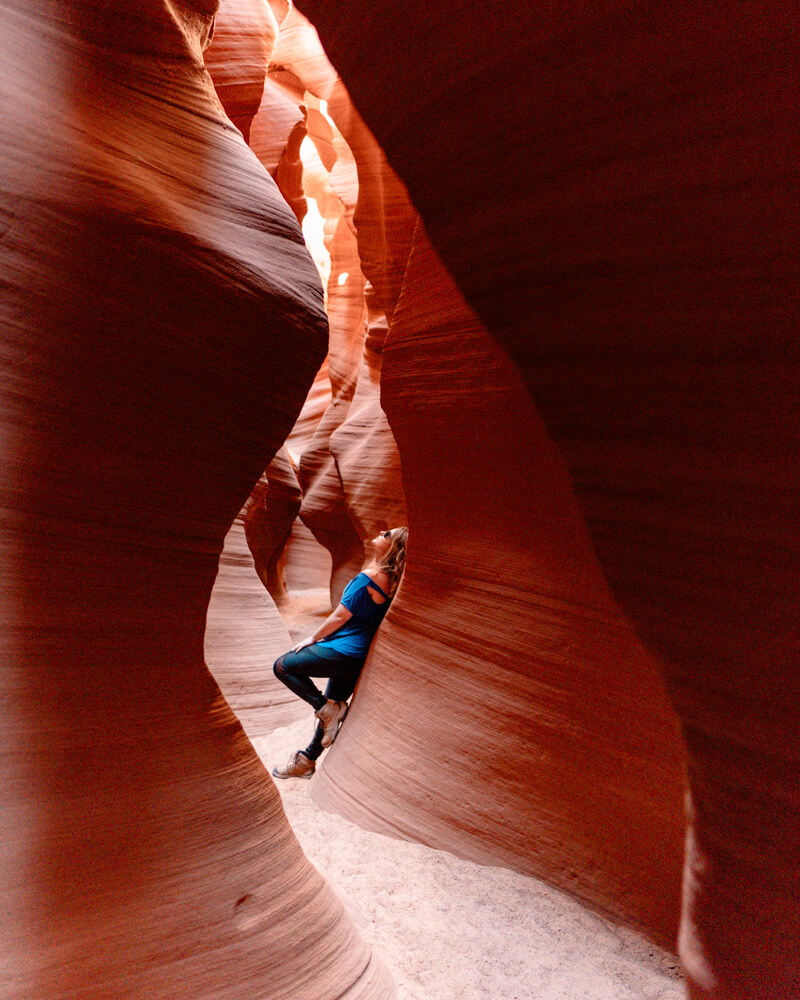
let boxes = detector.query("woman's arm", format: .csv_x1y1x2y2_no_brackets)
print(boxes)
292,603,353,652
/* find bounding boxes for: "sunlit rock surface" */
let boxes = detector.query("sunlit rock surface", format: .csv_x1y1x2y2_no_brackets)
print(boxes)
329,285,408,541
0,2,392,997
204,0,277,141
272,1,683,946
5,2,795,997
299,3,800,997
268,8,408,604
295,184,369,605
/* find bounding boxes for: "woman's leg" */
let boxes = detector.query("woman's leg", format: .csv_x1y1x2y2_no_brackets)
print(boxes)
303,676,359,761
273,645,363,711
271,649,363,778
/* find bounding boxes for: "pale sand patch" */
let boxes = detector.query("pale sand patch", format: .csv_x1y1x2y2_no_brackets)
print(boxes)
253,719,686,1000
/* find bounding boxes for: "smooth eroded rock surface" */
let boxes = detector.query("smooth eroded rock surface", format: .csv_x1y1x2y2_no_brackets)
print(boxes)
313,220,687,947
272,13,408,601
205,504,305,736
0,2,392,997
298,3,800,996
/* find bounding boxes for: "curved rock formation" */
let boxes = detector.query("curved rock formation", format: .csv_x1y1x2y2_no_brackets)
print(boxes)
205,497,306,737
298,3,800,996
314,218,687,947
329,284,408,540
242,448,302,603
212,10,400,612
0,2,392,997
267,12,408,602
294,143,370,601
273,0,684,950
204,0,277,142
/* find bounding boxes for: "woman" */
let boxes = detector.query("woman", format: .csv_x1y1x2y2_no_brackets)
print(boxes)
272,525,408,779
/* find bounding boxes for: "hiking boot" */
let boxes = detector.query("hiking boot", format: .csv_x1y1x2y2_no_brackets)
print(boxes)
315,699,349,748
272,751,316,780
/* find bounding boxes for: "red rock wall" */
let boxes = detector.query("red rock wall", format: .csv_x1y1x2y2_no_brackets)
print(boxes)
293,150,372,603
205,505,307,737
204,2,316,732
313,218,688,947
299,3,800,996
329,285,408,540
204,0,277,142
274,1,684,948
242,448,302,603
271,13,408,603
0,2,391,997
211,3,408,612
283,517,333,592
205,449,311,739
277,7,685,944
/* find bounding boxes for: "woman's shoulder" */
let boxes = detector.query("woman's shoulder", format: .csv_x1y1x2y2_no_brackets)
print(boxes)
344,570,388,593
361,569,391,599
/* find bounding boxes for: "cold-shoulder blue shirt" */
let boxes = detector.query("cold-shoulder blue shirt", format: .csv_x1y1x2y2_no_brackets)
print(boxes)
317,572,391,657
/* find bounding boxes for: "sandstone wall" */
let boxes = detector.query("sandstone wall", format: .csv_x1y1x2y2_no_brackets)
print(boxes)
205,503,306,737
209,4,408,608
0,2,392,997
274,3,685,950
298,3,800,996
273,10,409,603
204,0,277,141
203,0,316,728
313,220,688,946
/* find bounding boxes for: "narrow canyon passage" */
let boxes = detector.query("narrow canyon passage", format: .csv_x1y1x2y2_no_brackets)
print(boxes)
1,3,797,1000
205,0,686,958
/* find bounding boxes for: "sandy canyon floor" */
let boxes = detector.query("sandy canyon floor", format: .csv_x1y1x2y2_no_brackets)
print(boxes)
254,715,686,1000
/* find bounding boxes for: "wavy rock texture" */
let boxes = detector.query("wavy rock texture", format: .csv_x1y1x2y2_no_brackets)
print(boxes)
204,0,277,142
299,3,800,997
270,11,408,602
242,448,302,602
249,74,304,177
205,4,312,729
277,2,685,948
294,203,366,601
0,2,392,998
205,502,306,737
329,285,408,540
214,7,405,612
294,150,370,604
314,219,687,947
323,82,416,325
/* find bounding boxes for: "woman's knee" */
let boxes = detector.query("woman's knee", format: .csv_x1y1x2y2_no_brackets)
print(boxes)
273,655,288,680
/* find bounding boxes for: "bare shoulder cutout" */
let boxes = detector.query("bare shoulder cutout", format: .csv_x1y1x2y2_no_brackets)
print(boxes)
364,571,389,604
366,586,388,604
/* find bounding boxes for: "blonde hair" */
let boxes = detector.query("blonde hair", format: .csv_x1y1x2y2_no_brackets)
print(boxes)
372,526,408,596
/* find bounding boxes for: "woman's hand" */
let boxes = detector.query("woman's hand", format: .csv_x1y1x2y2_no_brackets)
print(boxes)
290,603,351,653
292,636,316,653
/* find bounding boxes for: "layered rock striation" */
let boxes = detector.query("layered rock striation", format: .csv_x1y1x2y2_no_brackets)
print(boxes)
299,3,800,996
0,2,392,997
313,219,688,946
213,3,408,608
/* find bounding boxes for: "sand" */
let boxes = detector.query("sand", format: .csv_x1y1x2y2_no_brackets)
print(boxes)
253,718,686,1000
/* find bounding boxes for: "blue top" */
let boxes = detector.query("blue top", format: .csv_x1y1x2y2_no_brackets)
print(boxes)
317,572,392,657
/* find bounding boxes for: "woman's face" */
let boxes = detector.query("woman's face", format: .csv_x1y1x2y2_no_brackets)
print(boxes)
371,528,393,557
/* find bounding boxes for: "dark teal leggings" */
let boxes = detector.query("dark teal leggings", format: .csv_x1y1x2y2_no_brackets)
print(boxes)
273,643,365,760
